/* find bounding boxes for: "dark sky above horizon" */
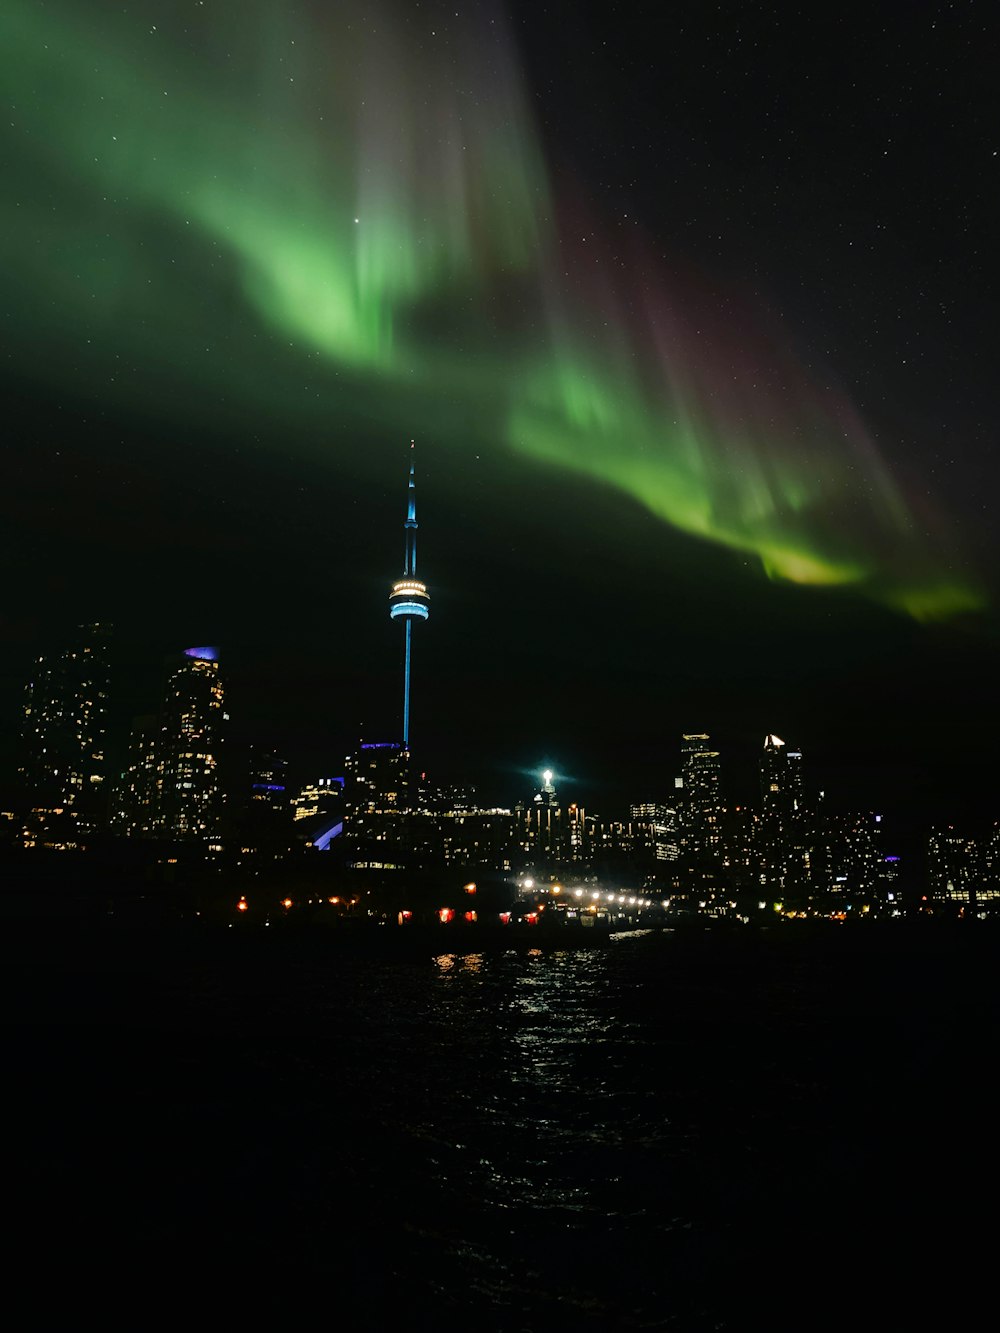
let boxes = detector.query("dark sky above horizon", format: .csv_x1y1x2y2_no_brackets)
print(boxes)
1,0,997,822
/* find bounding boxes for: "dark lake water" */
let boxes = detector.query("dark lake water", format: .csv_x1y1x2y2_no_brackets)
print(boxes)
5,924,997,1328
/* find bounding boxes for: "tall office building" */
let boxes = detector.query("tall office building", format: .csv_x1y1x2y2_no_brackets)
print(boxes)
388,443,430,749
19,622,111,846
760,734,805,820
155,647,227,843
757,735,810,893
519,769,563,862
652,804,681,862
680,733,723,855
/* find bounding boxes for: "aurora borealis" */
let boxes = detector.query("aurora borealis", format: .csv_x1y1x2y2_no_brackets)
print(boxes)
0,0,984,621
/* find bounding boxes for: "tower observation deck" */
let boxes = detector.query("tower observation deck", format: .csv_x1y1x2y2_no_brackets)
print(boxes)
388,443,429,747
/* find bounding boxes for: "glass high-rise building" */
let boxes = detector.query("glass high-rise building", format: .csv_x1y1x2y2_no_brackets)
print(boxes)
680,733,723,855
155,647,227,843
760,734,805,820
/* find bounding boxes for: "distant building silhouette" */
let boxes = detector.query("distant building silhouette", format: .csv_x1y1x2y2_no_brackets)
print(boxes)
112,647,226,845
19,622,110,848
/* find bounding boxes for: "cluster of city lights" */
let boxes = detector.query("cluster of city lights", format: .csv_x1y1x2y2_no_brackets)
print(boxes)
520,879,669,910
232,879,670,925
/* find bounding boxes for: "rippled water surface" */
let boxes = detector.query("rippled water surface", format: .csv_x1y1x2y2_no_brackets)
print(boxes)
6,925,998,1328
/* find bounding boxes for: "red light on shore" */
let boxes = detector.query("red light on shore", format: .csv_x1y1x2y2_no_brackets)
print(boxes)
524,913,538,925
439,908,455,924
281,897,293,910
236,898,248,913
464,910,477,923
464,882,477,895
498,912,511,925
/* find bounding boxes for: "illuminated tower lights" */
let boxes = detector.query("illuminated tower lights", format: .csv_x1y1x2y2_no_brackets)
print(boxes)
19,621,111,844
680,733,723,854
156,646,227,842
388,442,430,748
760,734,805,816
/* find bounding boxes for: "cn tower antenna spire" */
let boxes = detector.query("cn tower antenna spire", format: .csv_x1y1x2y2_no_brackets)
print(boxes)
388,440,430,749
404,438,418,577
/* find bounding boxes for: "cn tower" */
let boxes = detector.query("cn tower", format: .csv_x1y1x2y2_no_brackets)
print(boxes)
388,442,430,747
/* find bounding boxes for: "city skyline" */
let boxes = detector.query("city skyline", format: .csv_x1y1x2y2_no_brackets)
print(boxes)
17,617,999,918
4,8,996,1325
2,1,997,825
3,605,995,831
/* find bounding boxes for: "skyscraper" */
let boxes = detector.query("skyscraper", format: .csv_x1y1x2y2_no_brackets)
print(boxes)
155,647,226,843
19,622,110,846
518,769,563,863
679,733,723,856
388,443,430,749
757,735,808,893
760,734,805,820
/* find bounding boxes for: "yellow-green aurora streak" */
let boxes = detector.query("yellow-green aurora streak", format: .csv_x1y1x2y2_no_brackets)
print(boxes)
0,0,982,619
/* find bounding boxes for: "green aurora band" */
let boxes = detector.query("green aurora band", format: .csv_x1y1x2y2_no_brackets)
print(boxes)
0,0,982,620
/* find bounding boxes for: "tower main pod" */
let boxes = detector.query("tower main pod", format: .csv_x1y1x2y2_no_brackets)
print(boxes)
388,443,430,748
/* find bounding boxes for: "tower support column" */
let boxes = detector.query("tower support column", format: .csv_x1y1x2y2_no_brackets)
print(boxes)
403,618,412,748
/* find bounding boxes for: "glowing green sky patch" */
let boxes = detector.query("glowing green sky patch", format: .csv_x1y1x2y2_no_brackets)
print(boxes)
0,0,983,620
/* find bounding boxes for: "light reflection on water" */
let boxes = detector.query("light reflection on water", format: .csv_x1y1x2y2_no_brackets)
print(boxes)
385,936,713,1323
172,930,859,1328
16,923,963,1330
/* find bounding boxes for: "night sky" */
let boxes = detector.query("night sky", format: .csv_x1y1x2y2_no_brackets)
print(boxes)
1,0,996,821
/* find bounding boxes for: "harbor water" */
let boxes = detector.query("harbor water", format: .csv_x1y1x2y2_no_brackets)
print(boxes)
5,923,996,1328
